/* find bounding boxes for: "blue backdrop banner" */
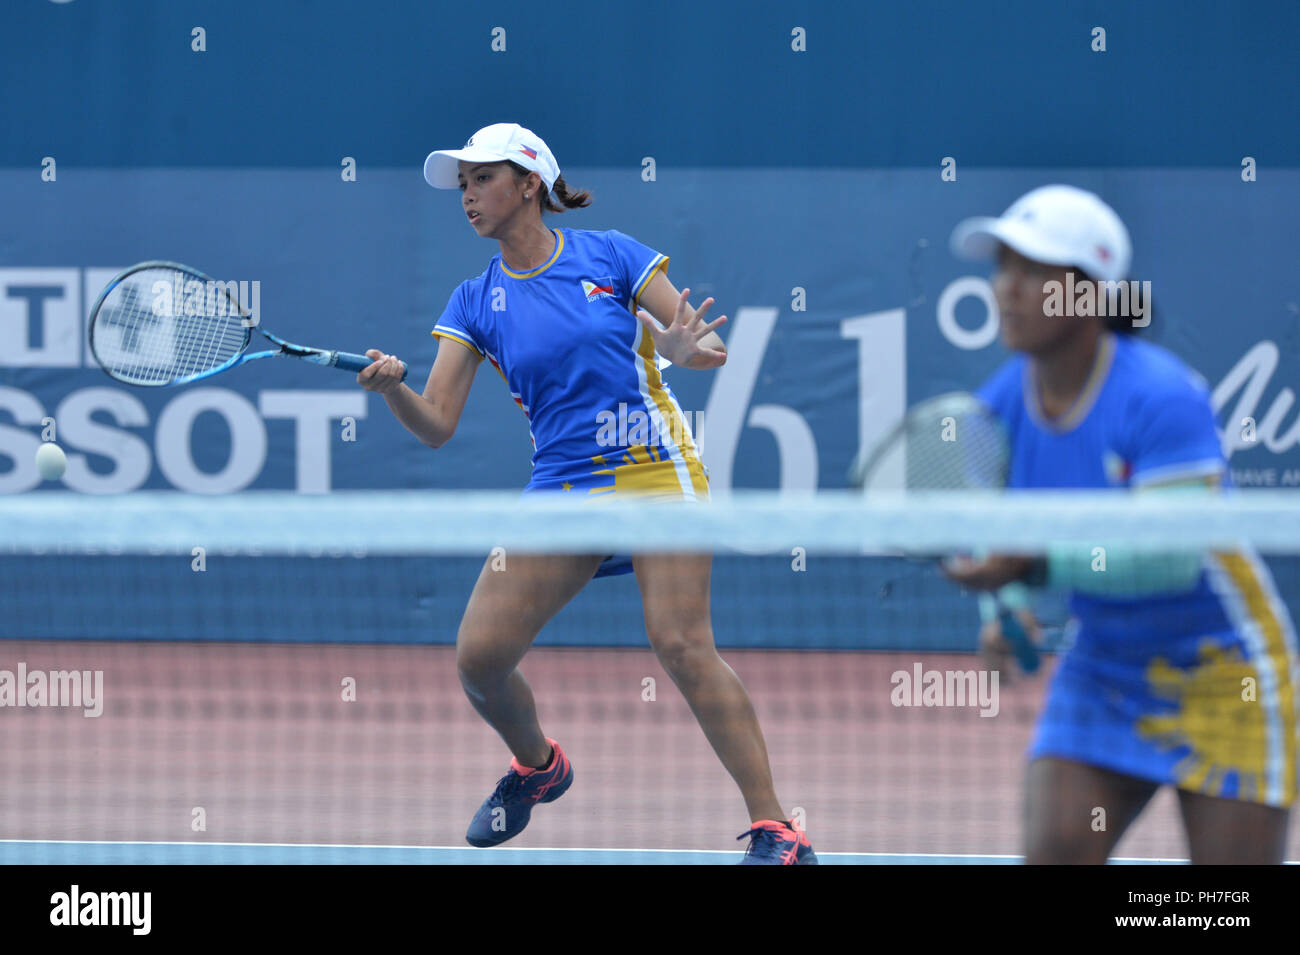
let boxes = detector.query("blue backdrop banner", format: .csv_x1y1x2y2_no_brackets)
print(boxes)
3,169,1298,496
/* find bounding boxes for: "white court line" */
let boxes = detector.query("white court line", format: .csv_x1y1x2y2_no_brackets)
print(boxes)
5,839,1272,863
0,838,997,856
0,839,839,856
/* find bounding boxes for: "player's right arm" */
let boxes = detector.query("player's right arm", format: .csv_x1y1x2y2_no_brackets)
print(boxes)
358,339,481,448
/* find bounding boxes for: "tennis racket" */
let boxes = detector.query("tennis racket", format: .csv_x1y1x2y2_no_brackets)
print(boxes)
88,261,407,387
849,392,1041,674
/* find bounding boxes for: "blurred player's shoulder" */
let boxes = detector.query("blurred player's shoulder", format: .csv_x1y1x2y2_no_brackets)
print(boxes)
1110,333,1214,400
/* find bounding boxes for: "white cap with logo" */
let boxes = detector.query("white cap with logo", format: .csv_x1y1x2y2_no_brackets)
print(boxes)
423,123,561,193
950,184,1132,283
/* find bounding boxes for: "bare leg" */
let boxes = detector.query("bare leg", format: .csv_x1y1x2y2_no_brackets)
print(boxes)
456,552,604,767
1178,789,1290,864
1024,758,1159,863
633,553,786,824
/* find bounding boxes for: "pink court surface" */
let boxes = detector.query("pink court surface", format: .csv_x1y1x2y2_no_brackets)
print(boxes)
1,642,1296,862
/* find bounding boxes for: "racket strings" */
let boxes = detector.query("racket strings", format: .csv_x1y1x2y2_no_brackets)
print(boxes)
177,279,242,376
163,274,247,379
91,268,248,385
854,394,1010,492
892,395,1009,491
903,412,1008,489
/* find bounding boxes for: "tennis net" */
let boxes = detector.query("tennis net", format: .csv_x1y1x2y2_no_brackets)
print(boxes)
1,490,1298,863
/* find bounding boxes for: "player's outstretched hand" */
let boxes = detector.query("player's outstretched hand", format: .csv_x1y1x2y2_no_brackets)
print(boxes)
636,287,727,370
358,349,406,394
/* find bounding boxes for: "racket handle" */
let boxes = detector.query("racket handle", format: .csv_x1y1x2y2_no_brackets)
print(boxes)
336,351,408,382
998,607,1040,674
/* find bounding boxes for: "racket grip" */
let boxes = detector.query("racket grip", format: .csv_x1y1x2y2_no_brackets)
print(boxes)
998,608,1040,674
336,351,408,382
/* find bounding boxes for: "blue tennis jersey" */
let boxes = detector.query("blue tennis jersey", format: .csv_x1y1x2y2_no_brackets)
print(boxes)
977,333,1226,492
431,227,706,496
976,332,1241,645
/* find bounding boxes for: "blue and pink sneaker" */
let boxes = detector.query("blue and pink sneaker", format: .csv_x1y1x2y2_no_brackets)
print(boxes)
737,819,819,865
465,738,574,847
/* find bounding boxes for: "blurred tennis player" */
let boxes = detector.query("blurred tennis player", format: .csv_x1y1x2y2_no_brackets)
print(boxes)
944,185,1297,863
358,123,815,864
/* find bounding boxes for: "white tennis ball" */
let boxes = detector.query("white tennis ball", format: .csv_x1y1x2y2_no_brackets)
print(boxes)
36,442,68,481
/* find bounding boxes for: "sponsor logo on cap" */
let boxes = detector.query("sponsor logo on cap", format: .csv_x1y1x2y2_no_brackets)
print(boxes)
518,145,537,159
1096,245,1111,262
581,278,614,302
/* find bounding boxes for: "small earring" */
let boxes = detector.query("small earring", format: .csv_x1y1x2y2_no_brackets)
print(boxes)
524,193,531,199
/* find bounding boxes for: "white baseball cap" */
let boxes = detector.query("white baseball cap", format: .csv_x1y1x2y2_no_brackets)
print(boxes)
423,123,560,192
950,184,1132,283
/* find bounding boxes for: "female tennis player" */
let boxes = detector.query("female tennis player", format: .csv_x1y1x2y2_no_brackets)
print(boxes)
357,123,815,864
943,184,1297,863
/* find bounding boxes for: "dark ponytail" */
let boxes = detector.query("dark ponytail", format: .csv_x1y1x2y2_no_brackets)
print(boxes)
508,161,591,213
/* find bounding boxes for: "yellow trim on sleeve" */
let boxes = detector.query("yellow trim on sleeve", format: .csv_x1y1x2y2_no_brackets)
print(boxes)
630,256,669,313
431,329,485,360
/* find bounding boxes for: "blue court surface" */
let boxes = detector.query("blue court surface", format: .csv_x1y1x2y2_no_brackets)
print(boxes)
0,841,1207,865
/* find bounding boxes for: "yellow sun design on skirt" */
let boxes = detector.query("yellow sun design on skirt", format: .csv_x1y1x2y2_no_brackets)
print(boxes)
1136,641,1270,801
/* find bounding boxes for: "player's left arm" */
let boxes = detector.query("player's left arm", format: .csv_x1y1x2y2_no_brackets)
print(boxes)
634,270,727,369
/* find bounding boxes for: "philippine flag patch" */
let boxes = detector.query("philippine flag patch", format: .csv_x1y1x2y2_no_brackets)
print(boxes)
581,278,615,302
1103,450,1133,485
